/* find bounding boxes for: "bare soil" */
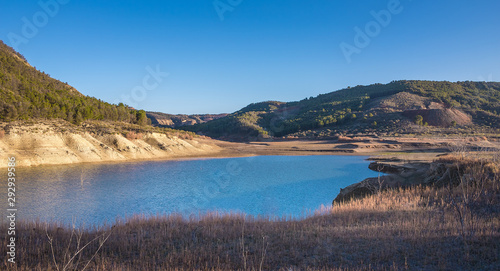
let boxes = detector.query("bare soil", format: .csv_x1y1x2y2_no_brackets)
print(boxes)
211,136,500,163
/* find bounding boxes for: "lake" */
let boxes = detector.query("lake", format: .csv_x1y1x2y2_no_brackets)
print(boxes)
1,155,379,227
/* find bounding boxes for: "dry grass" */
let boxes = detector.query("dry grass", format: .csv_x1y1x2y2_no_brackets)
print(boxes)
1,156,499,270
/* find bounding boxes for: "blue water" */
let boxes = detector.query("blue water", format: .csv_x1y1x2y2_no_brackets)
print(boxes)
1,155,378,226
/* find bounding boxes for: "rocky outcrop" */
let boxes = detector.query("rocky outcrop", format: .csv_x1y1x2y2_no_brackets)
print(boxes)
333,155,500,205
333,161,431,204
147,112,228,128
368,161,414,174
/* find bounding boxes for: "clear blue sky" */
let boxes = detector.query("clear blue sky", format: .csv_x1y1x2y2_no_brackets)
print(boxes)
1,0,499,114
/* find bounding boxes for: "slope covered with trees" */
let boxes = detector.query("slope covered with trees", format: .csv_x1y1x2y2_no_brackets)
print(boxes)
183,81,500,140
0,41,149,125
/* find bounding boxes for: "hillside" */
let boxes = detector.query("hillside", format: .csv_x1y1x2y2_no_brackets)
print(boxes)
0,40,149,125
183,81,500,140
147,111,228,128
0,41,224,167
2,39,499,142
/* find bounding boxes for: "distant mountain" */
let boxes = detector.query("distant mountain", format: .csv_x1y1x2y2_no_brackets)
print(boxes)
182,80,500,140
4,40,499,141
0,40,149,125
146,111,228,128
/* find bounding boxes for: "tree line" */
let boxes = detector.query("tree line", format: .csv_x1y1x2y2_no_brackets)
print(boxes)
0,41,149,126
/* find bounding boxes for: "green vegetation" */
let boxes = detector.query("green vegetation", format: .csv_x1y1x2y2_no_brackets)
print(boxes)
81,120,197,140
2,38,500,140
0,41,150,126
184,81,500,140
415,115,424,125
2,153,498,270
405,80,500,113
183,109,271,140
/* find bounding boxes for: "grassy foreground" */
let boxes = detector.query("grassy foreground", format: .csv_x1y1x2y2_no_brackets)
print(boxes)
1,156,499,270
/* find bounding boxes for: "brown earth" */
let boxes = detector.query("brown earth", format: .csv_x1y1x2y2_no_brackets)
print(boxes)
367,92,473,128
368,91,441,112
212,136,498,159
402,108,472,127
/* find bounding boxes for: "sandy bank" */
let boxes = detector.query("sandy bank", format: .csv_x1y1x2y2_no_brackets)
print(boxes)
1,119,499,169
0,122,222,168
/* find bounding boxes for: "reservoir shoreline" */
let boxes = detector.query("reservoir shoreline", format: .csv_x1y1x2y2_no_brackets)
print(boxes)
4,132,496,169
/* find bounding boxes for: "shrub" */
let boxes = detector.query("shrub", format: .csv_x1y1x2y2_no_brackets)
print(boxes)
178,133,193,140
125,131,143,140
415,115,423,125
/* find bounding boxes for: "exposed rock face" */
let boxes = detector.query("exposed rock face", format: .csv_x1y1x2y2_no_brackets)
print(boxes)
368,161,414,174
147,112,228,128
0,122,221,168
153,118,175,126
333,179,381,204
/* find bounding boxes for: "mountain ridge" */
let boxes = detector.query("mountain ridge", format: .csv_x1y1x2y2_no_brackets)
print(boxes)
0,40,149,126
146,111,228,128
2,40,499,142
181,80,500,141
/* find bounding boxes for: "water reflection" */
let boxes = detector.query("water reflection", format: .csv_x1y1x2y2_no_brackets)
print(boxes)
0,156,377,227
